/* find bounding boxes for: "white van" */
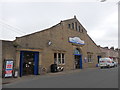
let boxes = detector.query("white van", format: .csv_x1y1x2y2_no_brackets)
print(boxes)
113,61,118,67
99,58,114,68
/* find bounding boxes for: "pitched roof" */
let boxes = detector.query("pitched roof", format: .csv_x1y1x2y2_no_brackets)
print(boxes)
16,16,87,39
16,22,61,39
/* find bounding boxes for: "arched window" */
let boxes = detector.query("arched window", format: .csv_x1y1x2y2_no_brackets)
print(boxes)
74,48,81,55
68,24,71,29
75,22,77,31
78,26,80,32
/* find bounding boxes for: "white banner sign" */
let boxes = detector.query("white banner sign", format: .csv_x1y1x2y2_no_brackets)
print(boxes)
69,37,85,45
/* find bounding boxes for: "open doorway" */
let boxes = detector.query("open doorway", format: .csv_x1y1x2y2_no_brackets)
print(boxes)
97,56,102,63
74,55,82,69
75,55,80,69
74,48,82,69
20,51,39,77
23,51,34,75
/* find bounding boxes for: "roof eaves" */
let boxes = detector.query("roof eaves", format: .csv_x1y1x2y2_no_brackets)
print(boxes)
16,23,60,39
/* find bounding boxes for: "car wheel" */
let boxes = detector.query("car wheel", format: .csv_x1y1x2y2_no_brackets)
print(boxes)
107,65,110,68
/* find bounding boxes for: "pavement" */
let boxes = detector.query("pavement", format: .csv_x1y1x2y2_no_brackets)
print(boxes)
2,68,83,85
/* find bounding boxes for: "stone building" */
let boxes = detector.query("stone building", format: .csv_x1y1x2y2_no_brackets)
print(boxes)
2,16,102,77
99,46,119,62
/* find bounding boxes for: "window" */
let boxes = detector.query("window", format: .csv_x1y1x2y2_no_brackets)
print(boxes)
68,24,71,29
54,53,57,64
74,48,80,55
62,53,65,64
72,23,74,29
88,55,91,62
54,53,65,65
78,26,80,32
87,53,93,62
58,53,61,64
75,22,77,31
81,29,84,33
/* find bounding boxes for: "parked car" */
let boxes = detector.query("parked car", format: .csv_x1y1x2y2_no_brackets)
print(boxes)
112,61,118,67
99,58,114,69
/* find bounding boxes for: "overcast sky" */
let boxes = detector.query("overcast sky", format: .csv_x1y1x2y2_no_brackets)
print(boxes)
0,0,119,48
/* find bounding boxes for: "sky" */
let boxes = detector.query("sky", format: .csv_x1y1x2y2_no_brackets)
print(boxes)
0,0,119,48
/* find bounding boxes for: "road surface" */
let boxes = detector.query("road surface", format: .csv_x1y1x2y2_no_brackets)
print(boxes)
3,67,118,88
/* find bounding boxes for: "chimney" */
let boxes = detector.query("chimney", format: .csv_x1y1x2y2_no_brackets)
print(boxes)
74,15,76,19
110,47,114,50
115,48,119,51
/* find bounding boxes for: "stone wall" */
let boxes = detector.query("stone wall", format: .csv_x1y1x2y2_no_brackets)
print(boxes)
2,40,16,69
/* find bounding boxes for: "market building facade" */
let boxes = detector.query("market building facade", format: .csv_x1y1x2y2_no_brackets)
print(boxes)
2,16,102,77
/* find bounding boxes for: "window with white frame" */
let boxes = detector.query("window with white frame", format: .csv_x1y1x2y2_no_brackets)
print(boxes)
54,53,65,65
87,53,93,62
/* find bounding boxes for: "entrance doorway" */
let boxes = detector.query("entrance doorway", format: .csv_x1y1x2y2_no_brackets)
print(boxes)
20,51,39,77
74,55,82,69
74,48,82,69
23,52,34,75
97,56,101,63
75,55,79,69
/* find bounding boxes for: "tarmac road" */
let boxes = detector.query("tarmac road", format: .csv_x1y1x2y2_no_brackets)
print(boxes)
2,67,118,88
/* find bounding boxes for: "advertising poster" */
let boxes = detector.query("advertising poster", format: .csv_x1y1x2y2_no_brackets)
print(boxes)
5,60,13,77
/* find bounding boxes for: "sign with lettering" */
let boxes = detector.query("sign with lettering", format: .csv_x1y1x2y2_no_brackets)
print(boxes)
69,37,85,45
5,60,13,77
